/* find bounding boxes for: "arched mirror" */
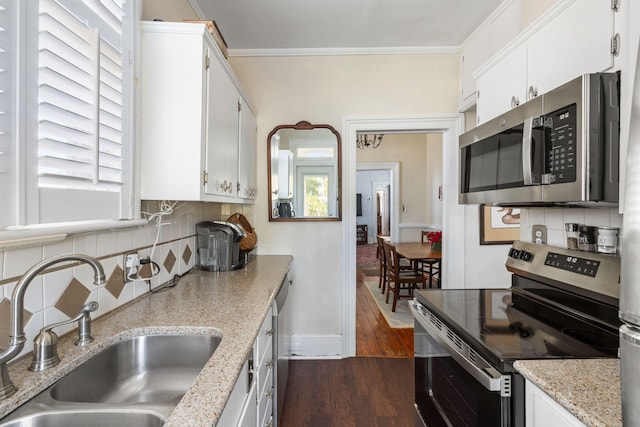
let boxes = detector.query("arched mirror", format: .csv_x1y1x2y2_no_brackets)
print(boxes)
267,121,342,221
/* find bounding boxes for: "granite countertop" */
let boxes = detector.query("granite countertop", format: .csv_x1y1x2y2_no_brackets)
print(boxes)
514,358,621,427
0,255,293,426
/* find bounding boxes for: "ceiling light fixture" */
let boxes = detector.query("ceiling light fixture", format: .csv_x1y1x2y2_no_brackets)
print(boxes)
356,134,383,149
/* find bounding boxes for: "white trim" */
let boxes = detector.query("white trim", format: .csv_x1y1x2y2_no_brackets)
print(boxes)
342,115,466,358
288,335,343,359
356,162,400,241
0,218,147,250
228,45,461,58
400,223,441,230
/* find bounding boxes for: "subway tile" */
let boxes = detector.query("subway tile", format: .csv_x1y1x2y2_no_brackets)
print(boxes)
562,208,586,227
96,231,117,257
43,238,74,259
96,287,118,317
116,229,135,253
73,233,98,257
133,222,150,248
4,246,44,280
3,276,43,314
42,269,74,311
527,208,545,227
543,208,564,231
584,208,613,227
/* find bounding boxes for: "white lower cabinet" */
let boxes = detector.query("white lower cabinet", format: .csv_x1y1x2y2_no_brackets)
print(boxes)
256,306,274,427
525,380,586,427
218,306,274,426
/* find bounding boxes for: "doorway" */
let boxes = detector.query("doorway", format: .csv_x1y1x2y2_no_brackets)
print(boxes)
342,115,465,358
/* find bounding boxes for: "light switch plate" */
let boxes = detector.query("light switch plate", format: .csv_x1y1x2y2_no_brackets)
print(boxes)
532,225,547,244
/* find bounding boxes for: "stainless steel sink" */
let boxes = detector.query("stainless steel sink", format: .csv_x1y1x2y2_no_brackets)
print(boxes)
51,334,221,404
0,410,163,427
0,333,222,426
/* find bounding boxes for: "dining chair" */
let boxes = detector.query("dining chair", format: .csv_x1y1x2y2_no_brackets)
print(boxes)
377,236,412,294
420,231,441,288
383,242,427,312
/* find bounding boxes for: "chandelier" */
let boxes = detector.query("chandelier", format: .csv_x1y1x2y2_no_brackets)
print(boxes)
356,134,383,149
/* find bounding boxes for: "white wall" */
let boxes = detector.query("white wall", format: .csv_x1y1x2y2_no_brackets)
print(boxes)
229,54,460,356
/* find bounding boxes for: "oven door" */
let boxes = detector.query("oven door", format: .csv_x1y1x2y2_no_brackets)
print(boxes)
411,300,514,427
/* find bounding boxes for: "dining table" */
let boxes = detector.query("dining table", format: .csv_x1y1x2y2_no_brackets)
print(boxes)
391,241,442,288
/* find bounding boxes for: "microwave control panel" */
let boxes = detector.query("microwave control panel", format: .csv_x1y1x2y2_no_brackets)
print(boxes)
544,104,577,184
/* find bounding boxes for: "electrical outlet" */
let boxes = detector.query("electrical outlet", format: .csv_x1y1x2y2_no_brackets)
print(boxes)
532,225,547,245
123,251,140,283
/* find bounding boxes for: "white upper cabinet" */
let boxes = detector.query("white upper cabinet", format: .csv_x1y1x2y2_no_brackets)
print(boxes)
527,0,615,96
237,99,257,200
140,21,257,203
474,0,616,125
476,44,528,125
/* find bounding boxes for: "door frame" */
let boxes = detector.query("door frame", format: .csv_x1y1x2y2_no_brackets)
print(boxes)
356,162,399,242
342,115,465,357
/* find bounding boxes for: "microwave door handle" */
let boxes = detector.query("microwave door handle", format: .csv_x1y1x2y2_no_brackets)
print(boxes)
522,117,534,185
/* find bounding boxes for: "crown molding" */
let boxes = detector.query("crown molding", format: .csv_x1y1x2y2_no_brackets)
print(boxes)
228,45,461,57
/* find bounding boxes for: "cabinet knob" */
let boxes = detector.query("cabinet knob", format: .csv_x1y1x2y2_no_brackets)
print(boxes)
511,96,520,108
528,86,538,100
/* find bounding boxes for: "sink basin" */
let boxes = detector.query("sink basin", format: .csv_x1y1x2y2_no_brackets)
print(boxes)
50,334,221,404
0,410,163,427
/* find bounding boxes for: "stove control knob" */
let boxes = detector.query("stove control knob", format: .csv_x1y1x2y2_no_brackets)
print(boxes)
519,251,533,262
509,248,521,259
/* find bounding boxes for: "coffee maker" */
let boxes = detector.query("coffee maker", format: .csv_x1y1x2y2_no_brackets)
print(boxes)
196,221,246,271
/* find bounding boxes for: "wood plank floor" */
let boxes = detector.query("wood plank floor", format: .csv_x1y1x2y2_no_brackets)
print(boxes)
279,256,416,426
279,358,415,427
356,267,414,358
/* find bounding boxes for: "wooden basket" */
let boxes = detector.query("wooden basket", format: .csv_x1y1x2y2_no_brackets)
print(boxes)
227,213,257,251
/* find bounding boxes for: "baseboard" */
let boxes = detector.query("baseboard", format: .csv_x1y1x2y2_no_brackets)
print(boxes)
288,335,343,359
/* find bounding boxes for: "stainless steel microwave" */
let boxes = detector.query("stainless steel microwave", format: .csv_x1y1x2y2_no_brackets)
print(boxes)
459,73,620,206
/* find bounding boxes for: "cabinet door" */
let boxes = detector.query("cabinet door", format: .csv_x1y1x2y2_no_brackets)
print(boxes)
205,49,240,198
528,0,614,96
525,381,586,427
238,100,257,201
476,44,528,125
238,380,258,427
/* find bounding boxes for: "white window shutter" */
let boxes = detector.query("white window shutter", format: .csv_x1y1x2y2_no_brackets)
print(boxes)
0,0,17,225
34,0,130,224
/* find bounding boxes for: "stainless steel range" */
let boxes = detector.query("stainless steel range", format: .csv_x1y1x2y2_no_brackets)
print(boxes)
410,241,620,426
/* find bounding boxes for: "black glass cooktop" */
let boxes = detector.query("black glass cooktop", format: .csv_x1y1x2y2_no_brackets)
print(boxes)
414,286,620,372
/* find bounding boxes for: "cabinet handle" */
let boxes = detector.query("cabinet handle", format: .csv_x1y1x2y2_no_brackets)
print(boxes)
265,359,274,368
265,388,273,399
265,329,273,337
511,96,520,108
528,86,538,100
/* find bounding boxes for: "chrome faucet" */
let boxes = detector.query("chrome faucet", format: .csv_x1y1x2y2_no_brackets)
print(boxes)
29,301,99,372
0,254,106,400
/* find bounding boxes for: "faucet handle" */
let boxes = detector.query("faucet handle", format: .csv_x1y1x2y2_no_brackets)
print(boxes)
29,301,99,372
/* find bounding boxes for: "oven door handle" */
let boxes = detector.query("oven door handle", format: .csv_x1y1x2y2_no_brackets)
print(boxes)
410,300,507,394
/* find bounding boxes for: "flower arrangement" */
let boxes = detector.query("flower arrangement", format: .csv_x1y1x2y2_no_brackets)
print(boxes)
426,231,442,250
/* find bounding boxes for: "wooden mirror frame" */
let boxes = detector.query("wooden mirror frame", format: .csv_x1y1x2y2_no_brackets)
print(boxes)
267,121,342,222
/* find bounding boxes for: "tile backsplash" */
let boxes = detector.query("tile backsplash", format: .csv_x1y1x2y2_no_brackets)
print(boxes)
0,201,251,359
519,207,623,251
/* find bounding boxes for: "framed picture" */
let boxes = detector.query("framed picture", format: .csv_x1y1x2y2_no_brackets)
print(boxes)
479,205,521,245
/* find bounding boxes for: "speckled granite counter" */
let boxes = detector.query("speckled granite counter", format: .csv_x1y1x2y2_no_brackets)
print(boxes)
514,359,621,427
0,255,293,426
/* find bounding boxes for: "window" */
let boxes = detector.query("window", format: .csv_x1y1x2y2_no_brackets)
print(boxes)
0,0,136,228
296,166,336,217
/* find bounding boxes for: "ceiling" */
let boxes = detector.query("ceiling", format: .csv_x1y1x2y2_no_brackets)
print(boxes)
189,0,504,52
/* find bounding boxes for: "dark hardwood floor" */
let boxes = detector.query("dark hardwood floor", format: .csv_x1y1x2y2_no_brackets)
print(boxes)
356,268,414,358
279,358,415,427
279,248,416,426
